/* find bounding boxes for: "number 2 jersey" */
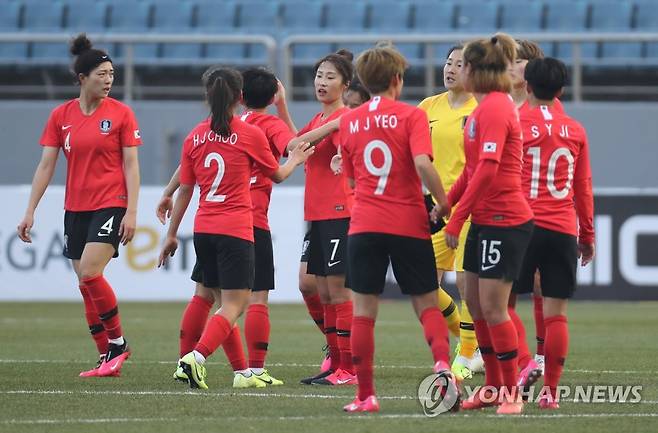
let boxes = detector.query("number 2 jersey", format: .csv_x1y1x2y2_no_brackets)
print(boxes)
39,97,142,211
339,96,433,240
179,117,279,241
519,101,594,244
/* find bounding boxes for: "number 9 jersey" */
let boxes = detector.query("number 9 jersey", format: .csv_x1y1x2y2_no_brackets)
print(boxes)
339,96,434,240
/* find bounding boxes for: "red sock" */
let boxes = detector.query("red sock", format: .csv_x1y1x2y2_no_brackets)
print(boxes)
195,314,232,359
82,275,122,339
222,325,247,371
473,319,502,388
533,295,545,356
351,316,375,400
79,284,108,355
508,306,531,369
419,307,450,365
302,293,325,333
324,304,340,371
179,295,213,357
544,315,568,398
489,320,519,392
245,304,270,369
335,301,353,374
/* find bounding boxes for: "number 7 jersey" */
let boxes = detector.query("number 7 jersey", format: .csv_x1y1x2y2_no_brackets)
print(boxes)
519,102,593,242
339,96,433,239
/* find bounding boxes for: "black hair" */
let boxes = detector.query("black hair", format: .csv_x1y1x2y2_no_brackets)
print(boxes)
446,44,464,59
313,49,354,85
202,66,243,136
346,78,370,103
70,33,112,83
524,57,568,100
241,67,278,109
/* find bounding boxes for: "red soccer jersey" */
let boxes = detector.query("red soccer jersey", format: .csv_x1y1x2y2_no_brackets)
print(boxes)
340,96,433,239
240,110,295,231
520,102,594,241
179,117,279,241
299,107,353,221
449,92,533,230
39,97,142,211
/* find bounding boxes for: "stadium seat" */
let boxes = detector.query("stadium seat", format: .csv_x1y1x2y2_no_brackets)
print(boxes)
590,1,640,62
152,1,201,61
281,1,324,32
499,0,543,32
455,1,499,32
0,1,27,62
326,1,367,31
633,1,658,61
108,0,158,61
64,0,108,32
412,1,454,32
23,1,67,62
545,1,592,62
195,1,246,63
237,0,280,31
368,1,411,33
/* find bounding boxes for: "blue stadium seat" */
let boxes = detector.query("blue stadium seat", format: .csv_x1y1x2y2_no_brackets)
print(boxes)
281,1,324,32
326,1,367,31
23,1,67,61
499,0,543,32
108,0,158,61
455,1,499,32
368,1,411,33
65,0,108,32
636,1,658,61
195,1,246,62
545,1,593,61
237,1,280,32
0,1,26,62
590,1,640,62
152,1,201,61
412,1,454,32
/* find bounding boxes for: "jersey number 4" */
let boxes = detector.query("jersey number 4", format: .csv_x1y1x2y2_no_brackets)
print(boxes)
527,146,575,199
204,152,227,202
364,140,393,195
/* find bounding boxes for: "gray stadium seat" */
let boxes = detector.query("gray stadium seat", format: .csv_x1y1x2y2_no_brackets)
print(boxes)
368,1,411,32
326,1,367,31
65,0,108,32
545,1,593,62
23,1,67,62
237,0,280,31
499,0,543,31
153,1,201,61
281,0,328,63
195,1,246,63
108,0,158,61
411,1,455,63
0,1,27,62
633,1,658,62
455,1,499,32
590,1,640,62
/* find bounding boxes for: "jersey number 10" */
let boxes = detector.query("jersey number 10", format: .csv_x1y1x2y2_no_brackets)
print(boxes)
527,146,575,200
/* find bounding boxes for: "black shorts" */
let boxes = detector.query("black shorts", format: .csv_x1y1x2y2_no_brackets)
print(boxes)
191,233,255,290
348,232,438,296
463,220,534,281
512,226,578,299
306,218,349,277
63,207,126,260
300,230,311,263
253,227,275,291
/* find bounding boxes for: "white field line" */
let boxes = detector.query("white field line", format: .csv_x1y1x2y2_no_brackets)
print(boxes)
1,390,657,405
0,358,656,375
2,413,658,425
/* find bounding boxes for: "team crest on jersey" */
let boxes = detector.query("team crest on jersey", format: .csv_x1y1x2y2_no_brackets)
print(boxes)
99,119,112,134
468,118,476,139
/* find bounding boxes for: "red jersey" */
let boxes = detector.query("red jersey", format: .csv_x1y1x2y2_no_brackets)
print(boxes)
240,110,295,231
299,107,353,221
340,97,433,239
179,117,279,241
520,102,594,243
447,92,533,233
39,97,142,211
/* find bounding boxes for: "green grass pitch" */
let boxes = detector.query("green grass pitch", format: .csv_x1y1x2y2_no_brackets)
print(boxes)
1,301,657,433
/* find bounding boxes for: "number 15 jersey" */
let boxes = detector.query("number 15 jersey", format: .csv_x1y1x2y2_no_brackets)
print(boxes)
339,96,434,240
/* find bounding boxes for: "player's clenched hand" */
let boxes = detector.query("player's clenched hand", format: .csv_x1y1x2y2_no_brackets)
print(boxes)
17,214,34,243
156,196,173,225
273,80,287,106
330,154,342,175
578,242,595,267
445,231,459,250
290,141,314,165
158,236,178,268
431,202,450,222
119,211,136,245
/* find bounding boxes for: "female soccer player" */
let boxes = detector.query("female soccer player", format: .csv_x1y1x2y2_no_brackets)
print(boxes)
16,34,140,378
515,57,594,409
338,42,453,413
157,69,338,388
444,33,534,415
418,45,482,381
295,50,356,386
158,66,313,390
343,78,370,108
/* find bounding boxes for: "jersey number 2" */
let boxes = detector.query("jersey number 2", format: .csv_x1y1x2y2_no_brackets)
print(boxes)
204,152,227,202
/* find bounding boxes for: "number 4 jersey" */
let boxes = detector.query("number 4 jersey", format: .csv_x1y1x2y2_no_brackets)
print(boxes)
519,101,594,244
339,96,433,240
179,117,279,241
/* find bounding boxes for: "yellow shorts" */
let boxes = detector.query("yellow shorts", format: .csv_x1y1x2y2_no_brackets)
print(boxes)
432,220,471,272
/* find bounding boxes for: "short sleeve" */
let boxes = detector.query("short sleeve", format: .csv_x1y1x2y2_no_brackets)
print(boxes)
179,136,195,186
248,127,279,178
477,104,510,163
268,118,296,157
408,108,433,160
39,109,61,148
120,107,142,147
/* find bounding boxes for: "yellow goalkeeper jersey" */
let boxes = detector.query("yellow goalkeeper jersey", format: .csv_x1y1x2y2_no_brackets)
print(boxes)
418,92,477,191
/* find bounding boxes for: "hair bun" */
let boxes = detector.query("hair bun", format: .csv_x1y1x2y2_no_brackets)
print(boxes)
491,36,498,45
335,48,354,62
70,33,93,56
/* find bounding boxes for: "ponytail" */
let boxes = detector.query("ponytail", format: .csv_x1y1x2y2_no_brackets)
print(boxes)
202,66,243,137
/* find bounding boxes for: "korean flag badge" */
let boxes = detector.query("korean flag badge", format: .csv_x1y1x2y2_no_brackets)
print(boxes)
100,119,112,134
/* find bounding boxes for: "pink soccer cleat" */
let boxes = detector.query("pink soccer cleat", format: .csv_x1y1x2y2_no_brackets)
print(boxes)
538,395,560,410
79,355,119,377
517,359,543,394
312,368,358,386
97,341,130,377
343,395,380,413
496,401,524,415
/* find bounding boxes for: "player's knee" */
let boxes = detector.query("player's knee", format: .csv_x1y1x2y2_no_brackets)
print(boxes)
481,305,507,325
